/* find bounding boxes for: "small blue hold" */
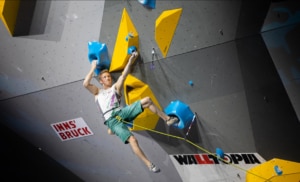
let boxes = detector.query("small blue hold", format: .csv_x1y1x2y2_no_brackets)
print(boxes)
274,165,283,175
216,148,224,159
138,0,156,9
128,33,134,38
128,46,137,54
189,80,194,86
125,33,134,42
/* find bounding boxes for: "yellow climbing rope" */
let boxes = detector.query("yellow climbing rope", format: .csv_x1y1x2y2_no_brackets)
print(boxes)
117,116,268,181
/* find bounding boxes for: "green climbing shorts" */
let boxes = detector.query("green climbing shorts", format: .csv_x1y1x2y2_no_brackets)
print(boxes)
104,100,143,144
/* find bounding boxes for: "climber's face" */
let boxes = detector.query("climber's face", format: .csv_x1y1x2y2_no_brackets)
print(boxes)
99,71,112,88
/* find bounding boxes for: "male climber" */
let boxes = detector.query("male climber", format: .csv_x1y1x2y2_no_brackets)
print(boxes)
83,51,178,173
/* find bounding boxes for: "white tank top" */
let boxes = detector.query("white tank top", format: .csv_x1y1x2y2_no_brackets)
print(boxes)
96,84,121,120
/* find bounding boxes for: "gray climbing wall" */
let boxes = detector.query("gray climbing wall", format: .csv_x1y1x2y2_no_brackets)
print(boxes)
101,1,242,63
1,0,300,182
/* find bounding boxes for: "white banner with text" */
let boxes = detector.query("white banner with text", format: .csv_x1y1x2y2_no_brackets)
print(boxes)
51,117,94,141
170,153,265,182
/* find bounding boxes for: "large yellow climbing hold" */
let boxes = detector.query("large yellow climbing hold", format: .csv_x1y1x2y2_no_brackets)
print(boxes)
109,8,139,72
0,0,20,36
246,158,300,182
155,8,182,58
124,74,161,131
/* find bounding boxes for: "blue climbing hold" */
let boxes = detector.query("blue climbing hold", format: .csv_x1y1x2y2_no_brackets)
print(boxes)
274,165,283,175
128,46,137,54
164,100,194,129
216,148,224,160
88,41,110,76
138,0,156,9
125,33,134,42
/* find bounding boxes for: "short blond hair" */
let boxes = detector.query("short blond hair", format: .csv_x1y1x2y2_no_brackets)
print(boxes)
97,69,110,81
99,69,109,76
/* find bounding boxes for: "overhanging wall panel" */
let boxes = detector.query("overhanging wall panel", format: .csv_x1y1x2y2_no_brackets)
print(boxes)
236,34,300,162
